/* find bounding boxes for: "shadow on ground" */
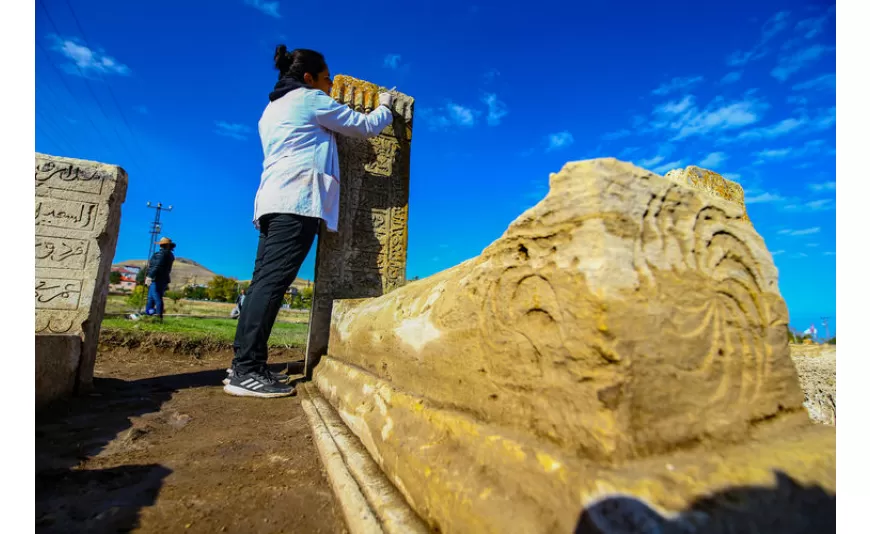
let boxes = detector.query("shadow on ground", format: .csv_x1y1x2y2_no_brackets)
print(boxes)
574,471,835,534
35,361,298,533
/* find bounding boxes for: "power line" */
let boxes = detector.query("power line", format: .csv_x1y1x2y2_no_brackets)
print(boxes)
35,39,115,155
36,122,72,156
36,108,76,155
61,0,148,165
36,0,140,169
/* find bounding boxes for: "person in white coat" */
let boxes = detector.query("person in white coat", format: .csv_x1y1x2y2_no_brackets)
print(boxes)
225,46,394,398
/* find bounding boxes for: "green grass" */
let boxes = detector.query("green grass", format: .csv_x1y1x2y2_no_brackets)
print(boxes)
101,315,309,347
104,295,310,324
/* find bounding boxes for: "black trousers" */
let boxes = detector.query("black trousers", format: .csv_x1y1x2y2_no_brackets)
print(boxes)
232,213,319,376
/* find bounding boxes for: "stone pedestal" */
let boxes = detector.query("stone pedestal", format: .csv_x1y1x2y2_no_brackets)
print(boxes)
305,75,414,376
35,153,127,399
312,158,834,533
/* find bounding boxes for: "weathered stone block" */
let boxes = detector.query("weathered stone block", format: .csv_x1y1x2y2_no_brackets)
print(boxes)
35,334,81,408
305,76,413,376
35,153,127,392
314,158,834,533
664,165,750,223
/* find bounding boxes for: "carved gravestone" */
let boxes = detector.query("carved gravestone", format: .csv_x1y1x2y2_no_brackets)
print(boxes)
35,153,127,405
304,75,414,376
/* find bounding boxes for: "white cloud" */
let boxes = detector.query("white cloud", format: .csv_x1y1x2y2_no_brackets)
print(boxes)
699,152,727,168
754,140,828,162
806,199,834,210
447,103,476,127
823,251,835,256
652,76,704,96
787,95,809,108
771,44,834,81
791,252,809,259
652,160,685,175
620,146,641,158
722,172,741,181
49,35,130,77
745,192,784,204
792,73,835,91
483,68,500,83
602,129,632,141
420,102,480,130
637,155,665,168
383,54,402,69
546,131,574,152
482,93,508,126
808,181,836,192
783,198,834,212
795,6,834,39
721,71,742,84
727,48,767,67
726,107,833,143
651,94,766,140
778,227,821,236
725,11,790,66
771,250,785,256
244,0,280,17
806,243,820,247
761,10,792,42
214,120,252,140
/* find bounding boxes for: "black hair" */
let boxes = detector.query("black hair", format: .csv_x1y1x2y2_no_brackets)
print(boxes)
274,45,327,82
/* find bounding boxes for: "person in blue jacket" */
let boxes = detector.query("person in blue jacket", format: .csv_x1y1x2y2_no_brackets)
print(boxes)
224,46,394,399
145,237,176,320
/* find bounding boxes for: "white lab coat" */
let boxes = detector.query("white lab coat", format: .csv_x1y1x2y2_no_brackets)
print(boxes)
253,87,393,231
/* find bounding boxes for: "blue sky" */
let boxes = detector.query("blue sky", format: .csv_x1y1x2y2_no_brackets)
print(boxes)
34,0,836,335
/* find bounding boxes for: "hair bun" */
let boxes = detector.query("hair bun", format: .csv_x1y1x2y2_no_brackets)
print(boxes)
273,44,290,72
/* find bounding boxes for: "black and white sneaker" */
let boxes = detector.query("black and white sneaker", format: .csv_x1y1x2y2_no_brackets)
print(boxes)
222,367,288,386
223,370,296,398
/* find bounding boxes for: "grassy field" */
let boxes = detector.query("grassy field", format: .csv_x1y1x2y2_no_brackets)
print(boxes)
105,295,310,324
101,315,309,347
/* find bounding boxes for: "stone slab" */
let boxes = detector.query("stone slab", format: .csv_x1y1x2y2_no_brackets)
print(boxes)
35,153,128,391
314,355,834,533
35,334,81,408
301,384,429,534
305,76,413,377
312,158,834,532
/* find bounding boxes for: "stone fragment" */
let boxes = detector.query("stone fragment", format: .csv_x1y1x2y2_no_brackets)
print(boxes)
35,153,128,393
313,158,834,533
305,75,413,376
35,334,81,408
664,165,750,222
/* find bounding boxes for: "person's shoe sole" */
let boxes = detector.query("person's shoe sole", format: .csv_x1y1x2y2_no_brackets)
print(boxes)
223,384,296,398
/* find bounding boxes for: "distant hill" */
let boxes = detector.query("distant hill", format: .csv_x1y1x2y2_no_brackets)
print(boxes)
113,257,311,290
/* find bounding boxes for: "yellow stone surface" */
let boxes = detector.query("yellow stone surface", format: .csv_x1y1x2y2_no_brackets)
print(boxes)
315,356,834,533
313,158,834,533
664,165,751,222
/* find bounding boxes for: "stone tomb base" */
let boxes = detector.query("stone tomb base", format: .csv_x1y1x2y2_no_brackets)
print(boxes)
306,159,835,533
35,335,81,408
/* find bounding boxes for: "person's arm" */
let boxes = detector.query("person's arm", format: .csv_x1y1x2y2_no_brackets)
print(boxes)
313,91,393,139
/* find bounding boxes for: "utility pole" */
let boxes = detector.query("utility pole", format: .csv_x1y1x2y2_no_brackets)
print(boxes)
821,317,830,341
145,201,173,263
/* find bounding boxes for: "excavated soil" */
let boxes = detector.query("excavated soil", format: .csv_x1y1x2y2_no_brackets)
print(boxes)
36,344,347,534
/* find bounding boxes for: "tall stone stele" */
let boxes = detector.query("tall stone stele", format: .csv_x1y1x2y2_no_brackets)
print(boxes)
305,75,414,376
35,153,127,406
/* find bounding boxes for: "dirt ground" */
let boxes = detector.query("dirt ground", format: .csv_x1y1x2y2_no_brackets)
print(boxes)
36,347,348,534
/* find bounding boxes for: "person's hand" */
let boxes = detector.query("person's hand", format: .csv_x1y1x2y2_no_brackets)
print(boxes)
145,277,152,286
378,91,394,109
